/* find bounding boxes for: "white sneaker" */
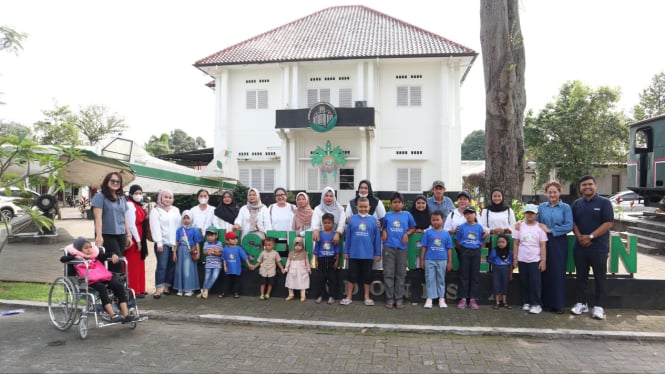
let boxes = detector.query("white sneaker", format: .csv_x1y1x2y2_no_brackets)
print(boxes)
522,304,530,311
184,291,193,297
176,291,183,296
570,302,589,315
529,305,542,314
424,299,433,309
439,298,448,308
592,306,606,320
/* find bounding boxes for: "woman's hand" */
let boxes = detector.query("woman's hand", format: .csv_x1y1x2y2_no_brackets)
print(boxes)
312,230,320,242
157,246,164,253
95,235,103,247
332,232,340,245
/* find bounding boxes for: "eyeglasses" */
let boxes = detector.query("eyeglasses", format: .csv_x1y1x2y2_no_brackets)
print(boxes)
109,179,121,184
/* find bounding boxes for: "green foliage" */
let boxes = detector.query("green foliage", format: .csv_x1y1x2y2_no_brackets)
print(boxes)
0,121,31,138
461,130,485,160
511,199,525,221
0,25,28,55
463,173,486,203
524,80,628,188
75,104,127,145
33,102,80,145
145,129,206,156
144,133,173,156
633,72,665,121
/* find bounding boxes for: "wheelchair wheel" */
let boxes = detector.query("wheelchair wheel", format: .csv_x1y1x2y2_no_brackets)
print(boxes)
78,315,88,339
48,277,77,331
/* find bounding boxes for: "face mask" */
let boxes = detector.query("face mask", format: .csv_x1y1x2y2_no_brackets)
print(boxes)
199,198,208,205
359,193,368,198
133,195,143,203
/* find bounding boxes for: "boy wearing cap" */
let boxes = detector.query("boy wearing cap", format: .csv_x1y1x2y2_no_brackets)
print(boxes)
455,205,486,310
221,231,252,298
512,204,548,314
198,226,224,299
427,180,455,220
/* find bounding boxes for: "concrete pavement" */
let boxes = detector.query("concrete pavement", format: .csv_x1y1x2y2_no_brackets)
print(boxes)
2,207,665,341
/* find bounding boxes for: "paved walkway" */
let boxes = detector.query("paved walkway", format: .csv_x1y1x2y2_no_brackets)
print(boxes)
2,207,665,340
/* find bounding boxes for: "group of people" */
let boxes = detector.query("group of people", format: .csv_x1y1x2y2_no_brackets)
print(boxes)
88,172,613,320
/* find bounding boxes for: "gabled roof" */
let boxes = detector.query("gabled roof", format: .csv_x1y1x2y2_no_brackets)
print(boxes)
194,5,476,67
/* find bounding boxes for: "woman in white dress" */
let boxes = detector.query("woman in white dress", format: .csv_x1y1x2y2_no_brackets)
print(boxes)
268,187,296,231
234,188,272,239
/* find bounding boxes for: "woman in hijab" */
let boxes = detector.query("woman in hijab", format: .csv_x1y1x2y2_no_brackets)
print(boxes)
344,180,386,224
479,188,516,234
213,190,239,233
312,186,346,245
149,189,182,298
234,187,272,239
292,192,314,237
124,184,147,297
410,194,431,233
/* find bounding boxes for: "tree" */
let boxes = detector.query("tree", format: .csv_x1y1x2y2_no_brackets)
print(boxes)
0,120,31,138
524,80,628,189
461,130,485,160
169,129,205,153
144,133,173,156
75,104,127,145
33,103,80,145
0,25,28,55
480,0,526,204
633,72,665,121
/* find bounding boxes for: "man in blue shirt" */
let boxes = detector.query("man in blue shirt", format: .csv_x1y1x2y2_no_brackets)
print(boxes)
426,180,455,221
570,175,614,320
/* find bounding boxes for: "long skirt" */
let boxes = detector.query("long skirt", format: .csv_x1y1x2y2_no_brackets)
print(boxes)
173,244,200,292
541,234,568,309
124,245,146,295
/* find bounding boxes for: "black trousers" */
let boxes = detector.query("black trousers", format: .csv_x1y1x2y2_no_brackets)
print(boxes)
315,257,339,299
574,249,608,307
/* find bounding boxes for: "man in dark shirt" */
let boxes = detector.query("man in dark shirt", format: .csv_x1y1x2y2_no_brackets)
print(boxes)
570,175,614,320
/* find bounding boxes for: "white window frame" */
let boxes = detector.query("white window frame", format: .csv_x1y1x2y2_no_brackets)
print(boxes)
239,168,275,192
307,88,331,107
396,167,422,192
397,86,422,107
246,90,269,109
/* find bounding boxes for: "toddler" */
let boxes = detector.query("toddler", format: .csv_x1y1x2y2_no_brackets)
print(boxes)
222,231,252,298
198,226,223,299
488,234,514,309
284,237,311,301
253,237,284,300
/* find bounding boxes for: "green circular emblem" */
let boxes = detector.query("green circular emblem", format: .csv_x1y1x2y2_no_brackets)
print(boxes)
308,102,338,133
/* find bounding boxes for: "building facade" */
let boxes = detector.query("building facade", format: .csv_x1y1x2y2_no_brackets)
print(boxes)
195,6,477,202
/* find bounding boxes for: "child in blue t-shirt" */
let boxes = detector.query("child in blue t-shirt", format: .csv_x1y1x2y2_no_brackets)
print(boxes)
381,192,416,309
313,213,341,304
455,206,486,310
341,197,381,306
487,234,514,309
419,210,453,309
198,226,223,300
222,231,251,298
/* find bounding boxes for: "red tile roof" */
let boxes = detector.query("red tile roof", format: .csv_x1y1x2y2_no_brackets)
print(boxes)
194,5,476,67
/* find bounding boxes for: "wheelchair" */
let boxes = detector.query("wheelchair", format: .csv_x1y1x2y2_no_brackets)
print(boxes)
47,247,147,339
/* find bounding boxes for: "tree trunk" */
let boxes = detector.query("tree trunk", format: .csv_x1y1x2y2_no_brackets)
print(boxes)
480,0,526,204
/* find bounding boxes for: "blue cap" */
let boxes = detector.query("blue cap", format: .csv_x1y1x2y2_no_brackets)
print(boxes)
524,204,539,213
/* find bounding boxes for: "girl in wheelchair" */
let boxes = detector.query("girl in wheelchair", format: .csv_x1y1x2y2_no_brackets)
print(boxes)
60,237,136,324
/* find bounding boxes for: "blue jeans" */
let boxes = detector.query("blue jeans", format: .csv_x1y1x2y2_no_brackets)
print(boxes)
203,268,221,290
154,244,175,289
425,259,447,299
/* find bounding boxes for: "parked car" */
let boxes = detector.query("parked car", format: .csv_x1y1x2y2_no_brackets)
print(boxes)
609,190,645,211
1,186,40,202
0,199,25,221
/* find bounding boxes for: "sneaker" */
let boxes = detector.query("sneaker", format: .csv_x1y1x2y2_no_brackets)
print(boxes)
110,314,124,323
364,299,375,306
340,298,352,306
457,299,467,309
264,294,270,300
439,298,448,308
424,299,433,309
470,299,479,310
259,294,265,300
592,306,606,320
327,297,335,305
202,290,208,299
122,314,136,324
285,295,294,301
184,292,193,297
316,296,323,304
522,303,531,311
176,291,183,296
529,305,543,314
570,303,589,315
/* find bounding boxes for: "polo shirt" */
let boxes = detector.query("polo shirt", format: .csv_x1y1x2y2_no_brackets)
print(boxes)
426,196,455,220
571,193,614,252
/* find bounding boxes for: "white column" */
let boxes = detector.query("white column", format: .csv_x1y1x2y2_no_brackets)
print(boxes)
356,62,365,104
358,128,367,180
367,60,375,107
291,64,299,108
282,64,290,108
288,131,296,189
214,69,230,157
440,61,462,190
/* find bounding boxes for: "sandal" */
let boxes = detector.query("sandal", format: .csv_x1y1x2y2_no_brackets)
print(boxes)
364,299,375,306
504,304,513,310
492,304,501,309
153,293,161,299
385,303,394,309
285,295,294,301
218,293,224,299
162,289,171,295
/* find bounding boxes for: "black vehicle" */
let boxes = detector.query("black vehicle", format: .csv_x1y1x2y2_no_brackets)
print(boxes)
628,114,665,209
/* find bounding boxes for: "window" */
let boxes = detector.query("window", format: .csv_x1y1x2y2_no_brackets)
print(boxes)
339,168,355,190
307,168,325,191
396,168,422,192
339,88,352,108
239,168,275,191
397,86,422,107
307,88,331,107
246,90,268,109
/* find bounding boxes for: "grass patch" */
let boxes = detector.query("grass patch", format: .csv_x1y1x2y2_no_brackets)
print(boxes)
0,281,51,302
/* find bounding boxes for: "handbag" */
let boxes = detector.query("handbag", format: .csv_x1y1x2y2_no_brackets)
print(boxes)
182,228,200,261
76,260,113,284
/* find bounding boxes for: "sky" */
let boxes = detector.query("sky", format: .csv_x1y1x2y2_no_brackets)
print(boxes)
1,0,664,147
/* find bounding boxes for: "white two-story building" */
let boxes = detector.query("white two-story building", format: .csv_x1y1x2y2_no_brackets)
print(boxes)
194,5,477,202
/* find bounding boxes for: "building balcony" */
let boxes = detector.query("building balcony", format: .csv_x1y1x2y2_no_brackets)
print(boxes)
275,106,375,129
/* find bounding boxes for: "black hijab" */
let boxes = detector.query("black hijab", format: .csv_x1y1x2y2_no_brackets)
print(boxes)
486,188,510,212
410,195,431,230
214,190,240,225
349,180,379,215
494,234,512,261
